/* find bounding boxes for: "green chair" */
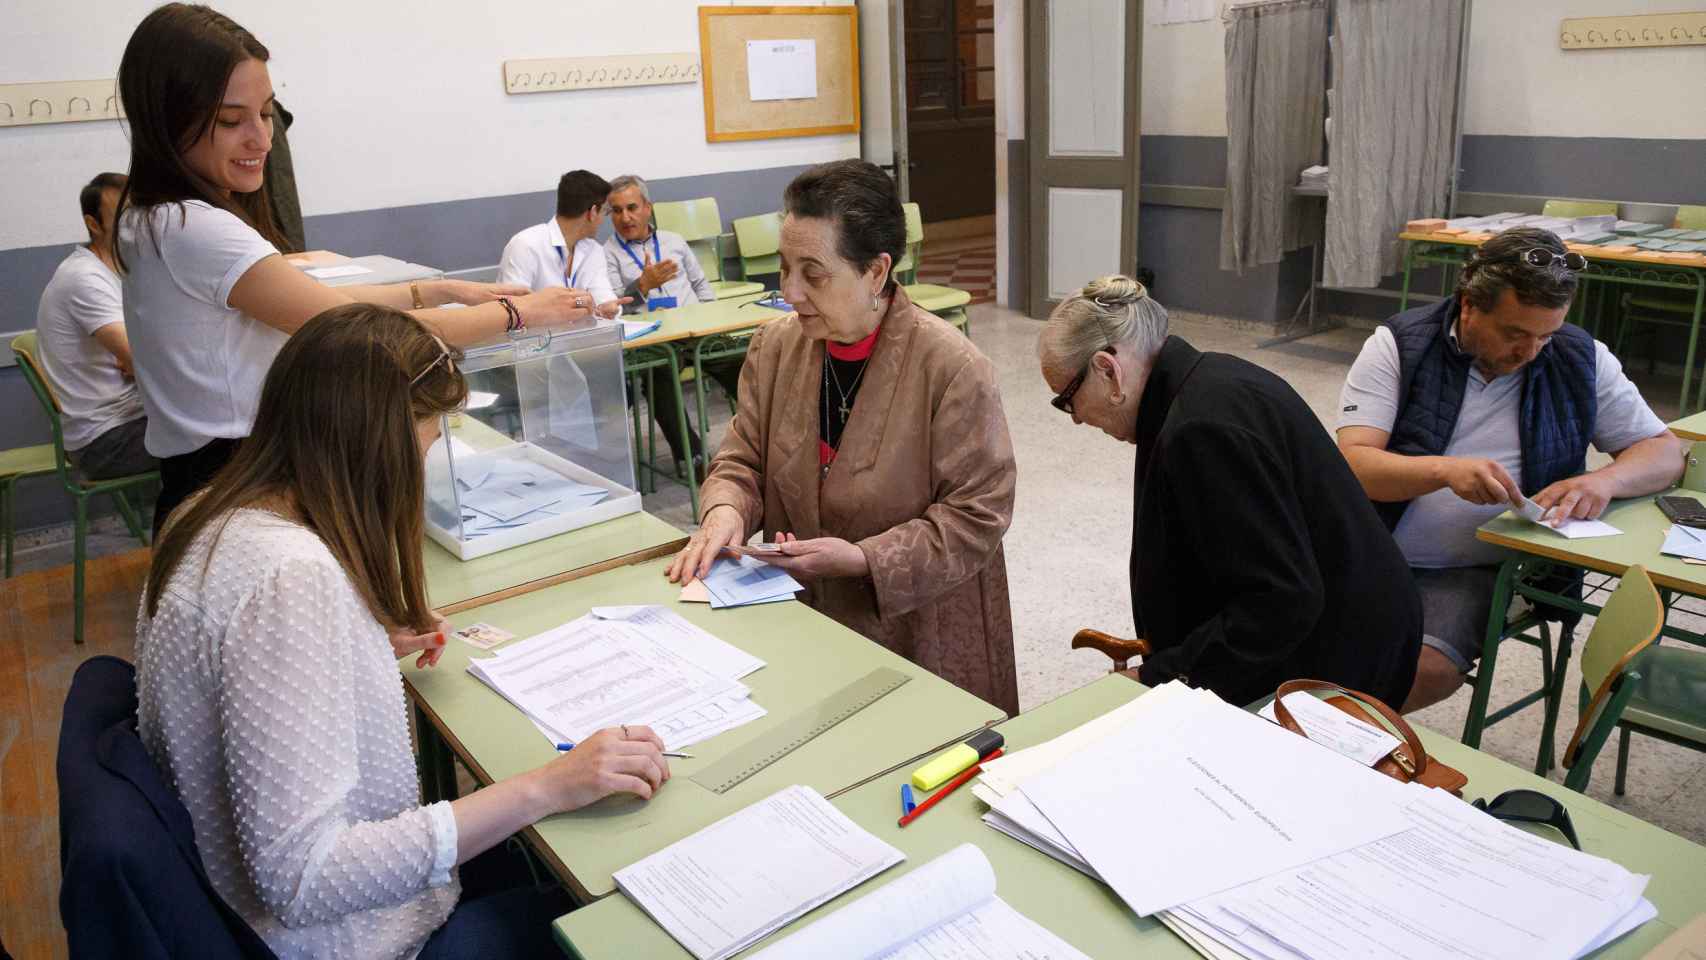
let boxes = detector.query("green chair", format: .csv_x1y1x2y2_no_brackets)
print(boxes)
10,333,156,644
1458,565,1572,774
895,202,924,284
1541,198,1618,219
732,211,783,281
1,442,58,577
653,197,764,301
1558,565,1699,794
889,202,975,336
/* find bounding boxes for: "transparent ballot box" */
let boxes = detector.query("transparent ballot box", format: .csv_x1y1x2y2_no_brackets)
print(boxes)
425,320,640,560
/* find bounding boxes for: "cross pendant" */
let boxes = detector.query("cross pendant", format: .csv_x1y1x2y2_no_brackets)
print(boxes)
838,400,851,419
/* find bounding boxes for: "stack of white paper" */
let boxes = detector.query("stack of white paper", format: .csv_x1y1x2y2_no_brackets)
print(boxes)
468,606,765,750
616,785,904,960
970,682,1657,960
749,844,1089,960
701,555,804,608
1512,492,1622,539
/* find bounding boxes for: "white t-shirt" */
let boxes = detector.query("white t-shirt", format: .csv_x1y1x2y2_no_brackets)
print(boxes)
496,218,617,305
34,246,144,450
118,200,282,457
136,508,459,959
1337,324,1668,568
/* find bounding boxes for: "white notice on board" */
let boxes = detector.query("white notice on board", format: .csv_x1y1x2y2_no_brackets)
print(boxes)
747,38,817,101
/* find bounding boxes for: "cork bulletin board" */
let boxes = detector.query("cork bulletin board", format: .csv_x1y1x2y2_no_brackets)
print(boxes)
698,5,861,142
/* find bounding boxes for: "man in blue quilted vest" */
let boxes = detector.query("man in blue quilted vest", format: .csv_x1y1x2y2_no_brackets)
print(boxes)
1337,227,1685,712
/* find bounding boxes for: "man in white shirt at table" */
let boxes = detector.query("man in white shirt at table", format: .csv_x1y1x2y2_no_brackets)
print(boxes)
497,169,621,319
1336,227,1685,713
603,174,742,469
34,172,157,480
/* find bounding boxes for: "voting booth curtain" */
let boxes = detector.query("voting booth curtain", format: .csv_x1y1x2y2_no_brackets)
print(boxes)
1219,0,1326,274
1323,0,1466,288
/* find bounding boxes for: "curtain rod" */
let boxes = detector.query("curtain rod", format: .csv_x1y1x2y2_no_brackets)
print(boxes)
1224,0,1324,18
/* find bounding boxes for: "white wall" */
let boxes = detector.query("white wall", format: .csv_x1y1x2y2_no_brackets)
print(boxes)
1462,0,1706,139
1140,14,1226,137
858,0,894,164
0,0,864,252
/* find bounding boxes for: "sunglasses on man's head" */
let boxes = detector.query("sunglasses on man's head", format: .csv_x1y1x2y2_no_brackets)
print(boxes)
1511,247,1588,272
1471,788,1581,850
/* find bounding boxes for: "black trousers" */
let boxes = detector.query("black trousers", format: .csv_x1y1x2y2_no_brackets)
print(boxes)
152,437,241,537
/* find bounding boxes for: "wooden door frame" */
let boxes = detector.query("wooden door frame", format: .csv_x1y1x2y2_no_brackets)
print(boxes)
1024,0,1142,320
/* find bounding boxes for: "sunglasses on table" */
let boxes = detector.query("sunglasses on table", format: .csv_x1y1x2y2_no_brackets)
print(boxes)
1471,788,1581,850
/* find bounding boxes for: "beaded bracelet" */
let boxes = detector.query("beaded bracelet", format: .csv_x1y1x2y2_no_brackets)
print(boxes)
498,297,524,333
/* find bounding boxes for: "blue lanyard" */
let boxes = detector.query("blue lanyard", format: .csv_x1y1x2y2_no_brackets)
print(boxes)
620,232,663,273
555,244,587,288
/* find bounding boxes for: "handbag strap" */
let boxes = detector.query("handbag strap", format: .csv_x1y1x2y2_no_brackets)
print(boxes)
1272,679,1429,777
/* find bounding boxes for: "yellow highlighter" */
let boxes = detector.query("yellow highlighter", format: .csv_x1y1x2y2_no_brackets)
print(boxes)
911,730,1005,791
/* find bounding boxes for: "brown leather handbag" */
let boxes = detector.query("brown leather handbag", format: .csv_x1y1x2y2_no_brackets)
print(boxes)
1271,679,1468,796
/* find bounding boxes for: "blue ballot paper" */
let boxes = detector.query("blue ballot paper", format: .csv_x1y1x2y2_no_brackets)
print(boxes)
701,556,804,608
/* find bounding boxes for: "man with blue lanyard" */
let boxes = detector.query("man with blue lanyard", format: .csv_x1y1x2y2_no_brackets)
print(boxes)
497,170,621,318
604,174,741,469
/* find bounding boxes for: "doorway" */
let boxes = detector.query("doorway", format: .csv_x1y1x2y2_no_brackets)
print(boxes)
903,0,996,226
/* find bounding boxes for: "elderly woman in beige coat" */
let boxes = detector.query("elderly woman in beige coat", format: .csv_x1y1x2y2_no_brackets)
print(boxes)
666,160,1019,714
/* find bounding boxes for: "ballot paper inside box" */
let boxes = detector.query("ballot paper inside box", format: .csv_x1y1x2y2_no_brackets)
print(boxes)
425,320,640,560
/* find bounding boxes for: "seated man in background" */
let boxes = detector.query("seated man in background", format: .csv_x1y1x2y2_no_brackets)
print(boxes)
603,174,740,470
1337,227,1685,712
497,169,622,319
1038,275,1422,709
34,172,157,480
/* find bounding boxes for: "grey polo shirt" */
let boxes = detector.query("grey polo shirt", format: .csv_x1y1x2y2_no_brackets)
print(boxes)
1337,324,1666,568
602,229,715,309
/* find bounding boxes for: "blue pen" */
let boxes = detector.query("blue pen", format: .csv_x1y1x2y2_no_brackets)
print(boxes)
901,783,917,815
556,742,576,752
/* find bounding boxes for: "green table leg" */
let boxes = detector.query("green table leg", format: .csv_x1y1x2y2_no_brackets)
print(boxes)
1461,558,1519,748
663,344,699,519
1537,626,1576,773
1686,278,1706,414
1400,242,1416,312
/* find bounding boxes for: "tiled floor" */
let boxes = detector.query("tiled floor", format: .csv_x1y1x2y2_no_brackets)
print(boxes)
914,241,996,304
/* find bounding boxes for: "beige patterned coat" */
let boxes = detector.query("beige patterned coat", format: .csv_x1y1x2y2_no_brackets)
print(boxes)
698,291,1020,714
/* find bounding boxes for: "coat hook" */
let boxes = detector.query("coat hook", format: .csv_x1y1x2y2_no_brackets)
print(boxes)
104,94,120,114
28,97,52,117
68,96,92,114
541,71,557,85
1,102,14,120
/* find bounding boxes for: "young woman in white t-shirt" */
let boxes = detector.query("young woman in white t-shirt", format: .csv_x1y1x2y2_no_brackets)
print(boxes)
115,3,597,533
137,303,671,959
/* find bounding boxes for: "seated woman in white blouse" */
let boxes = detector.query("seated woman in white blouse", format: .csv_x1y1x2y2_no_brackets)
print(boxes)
135,304,670,960
114,4,600,534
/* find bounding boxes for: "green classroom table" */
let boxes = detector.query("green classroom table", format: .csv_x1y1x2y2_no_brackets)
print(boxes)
1671,411,1706,442
553,674,1706,959
402,554,1007,902
422,511,686,613
1464,489,1706,760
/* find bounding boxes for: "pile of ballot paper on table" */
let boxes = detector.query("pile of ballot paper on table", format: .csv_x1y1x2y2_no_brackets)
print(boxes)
974,682,1656,960
681,556,804,609
430,448,609,539
466,605,766,751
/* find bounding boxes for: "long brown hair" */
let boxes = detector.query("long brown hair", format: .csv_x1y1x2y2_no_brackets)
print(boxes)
115,3,287,272
145,305,467,632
